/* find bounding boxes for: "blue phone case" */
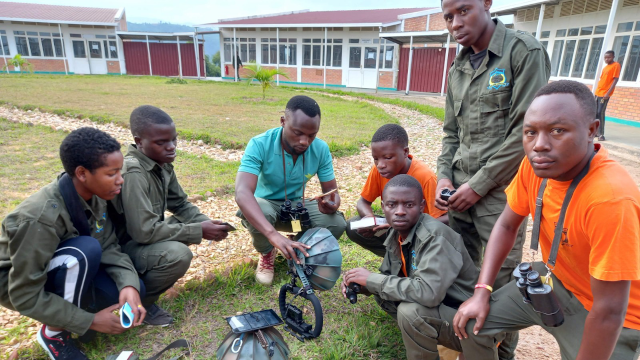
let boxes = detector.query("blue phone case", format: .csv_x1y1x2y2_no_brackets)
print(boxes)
120,302,134,328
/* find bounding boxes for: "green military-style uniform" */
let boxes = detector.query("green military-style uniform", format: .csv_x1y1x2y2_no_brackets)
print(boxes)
110,145,210,306
0,177,139,335
364,214,501,359
438,19,550,288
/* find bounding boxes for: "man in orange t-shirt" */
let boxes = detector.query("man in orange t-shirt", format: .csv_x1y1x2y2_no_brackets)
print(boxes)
452,81,640,360
346,124,447,257
594,50,621,141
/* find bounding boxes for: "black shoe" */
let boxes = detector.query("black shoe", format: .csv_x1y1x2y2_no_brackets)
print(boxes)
77,329,96,344
143,303,174,326
37,326,88,360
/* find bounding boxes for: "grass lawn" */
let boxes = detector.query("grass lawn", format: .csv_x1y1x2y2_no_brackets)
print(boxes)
0,119,239,219
0,75,398,157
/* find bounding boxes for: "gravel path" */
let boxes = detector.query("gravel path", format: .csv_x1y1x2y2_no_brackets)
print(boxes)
0,101,560,359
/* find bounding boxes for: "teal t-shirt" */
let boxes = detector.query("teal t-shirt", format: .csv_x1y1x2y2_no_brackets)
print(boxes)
238,127,335,200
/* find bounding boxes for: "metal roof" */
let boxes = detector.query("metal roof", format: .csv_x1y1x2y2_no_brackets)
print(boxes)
380,30,450,45
0,1,121,25
205,8,432,28
491,0,560,16
116,31,199,42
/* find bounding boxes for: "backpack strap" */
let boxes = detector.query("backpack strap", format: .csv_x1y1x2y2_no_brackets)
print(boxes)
58,173,91,237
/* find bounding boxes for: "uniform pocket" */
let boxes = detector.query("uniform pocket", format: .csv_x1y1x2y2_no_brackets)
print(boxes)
480,91,511,138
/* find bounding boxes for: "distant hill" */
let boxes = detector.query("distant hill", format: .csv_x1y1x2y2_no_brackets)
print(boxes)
127,21,219,57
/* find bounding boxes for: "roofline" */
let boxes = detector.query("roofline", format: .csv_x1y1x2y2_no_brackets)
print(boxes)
114,7,125,21
208,23,389,28
117,31,196,36
381,21,402,27
491,0,559,16
380,30,448,37
217,9,310,23
397,8,441,19
0,17,118,26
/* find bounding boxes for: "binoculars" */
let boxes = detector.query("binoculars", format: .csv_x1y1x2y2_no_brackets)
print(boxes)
513,263,564,327
345,283,361,304
440,188,457,202
279,200,312,228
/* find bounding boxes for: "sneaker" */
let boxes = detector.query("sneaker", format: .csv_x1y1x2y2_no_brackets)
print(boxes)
37,325,88,360
256,248,278,285
598,135,606,141
143,303,174,326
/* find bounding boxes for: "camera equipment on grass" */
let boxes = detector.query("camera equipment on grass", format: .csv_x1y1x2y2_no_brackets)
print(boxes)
278,227,342,342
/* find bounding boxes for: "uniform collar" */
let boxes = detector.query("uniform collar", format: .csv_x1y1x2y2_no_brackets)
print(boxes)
384,214,425,250
127,144,171,172
456,19,506,65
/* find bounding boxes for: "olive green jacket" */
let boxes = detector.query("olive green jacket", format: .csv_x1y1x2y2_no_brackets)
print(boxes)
110,145,210,245
0,176,140,335
437,20,551,216
366,214,478,308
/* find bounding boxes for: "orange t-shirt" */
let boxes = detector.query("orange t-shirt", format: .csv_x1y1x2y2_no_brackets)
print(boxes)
361,155,447,218
398,235,408,277
505,146,640,330
595,62,621,97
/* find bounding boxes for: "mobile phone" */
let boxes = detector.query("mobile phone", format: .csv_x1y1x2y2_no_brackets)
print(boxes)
220,222,237,231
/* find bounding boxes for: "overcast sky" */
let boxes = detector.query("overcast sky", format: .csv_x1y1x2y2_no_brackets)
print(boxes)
10,0,515,25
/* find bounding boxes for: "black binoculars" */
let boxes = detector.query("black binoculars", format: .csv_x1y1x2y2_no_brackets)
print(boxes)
513,263,564,327
440,188,457,202
346,283,361,304
279,200,312,228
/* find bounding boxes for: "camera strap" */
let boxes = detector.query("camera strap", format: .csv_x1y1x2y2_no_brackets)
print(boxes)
530,150,596,269
281,145,306,206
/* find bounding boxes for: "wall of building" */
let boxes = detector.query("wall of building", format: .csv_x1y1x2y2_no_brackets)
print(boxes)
512,0,640,122
428,13,447,31
404,16,428,31
378,70,395,88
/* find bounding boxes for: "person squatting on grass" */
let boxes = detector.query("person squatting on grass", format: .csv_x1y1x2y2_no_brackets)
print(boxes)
346,124,448,258
0,128,145,360
235,95,347,286
342,175,504,360
109,105,230,326
452,81,640,359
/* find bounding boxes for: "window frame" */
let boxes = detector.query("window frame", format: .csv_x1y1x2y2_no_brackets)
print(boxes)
13,30,65,59
223,37,257,64
302,38,343,68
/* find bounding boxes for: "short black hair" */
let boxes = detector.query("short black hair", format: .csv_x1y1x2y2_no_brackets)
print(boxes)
130,105,174,137
533,80,596,121
383,174,424,200
605,50,615,56
286,95,321,119
60,127,121,177
371,124,409,147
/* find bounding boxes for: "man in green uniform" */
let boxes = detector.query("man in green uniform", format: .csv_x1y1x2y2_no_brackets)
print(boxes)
342,175,501,360
110,105,231,326
436,0,550,295
0,128,145,360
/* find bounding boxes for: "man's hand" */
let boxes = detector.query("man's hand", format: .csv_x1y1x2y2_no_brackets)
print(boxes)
89,304,126,334
435,178,454,211
118,286,146,326
316,191,340,214
269,233,310,264
201,220,230,241
448,183,481,212
452,291,491,340
343,268,372,288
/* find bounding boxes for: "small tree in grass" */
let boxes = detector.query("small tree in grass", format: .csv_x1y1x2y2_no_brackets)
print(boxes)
243,62,289,100
2,54,33,75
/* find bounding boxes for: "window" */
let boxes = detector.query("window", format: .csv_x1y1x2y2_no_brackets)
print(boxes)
103,40,118,59
594,25,607,35
580,27,593,36
612,35,630,69
551,40,564,76
617,22,634,33
541,41,549,50
0,30,9,55
556,29,567,37
13,31,64,57
567,28,579,36
541,31,550,39
72,40,86,58
302,39,342,67
622,36,640,82
571,39,590,77
278,38,297,65
560,40,576,77
378,40,395,69
584,37,604,79
223,37,256,63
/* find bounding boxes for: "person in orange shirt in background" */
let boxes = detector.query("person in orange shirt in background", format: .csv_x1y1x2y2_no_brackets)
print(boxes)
452,80,640,360
595,50,621,141
346,124,447,257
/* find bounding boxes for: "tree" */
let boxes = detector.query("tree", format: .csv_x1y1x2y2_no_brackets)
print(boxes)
243,62,289,100
2,54,33,75
205,52,221,77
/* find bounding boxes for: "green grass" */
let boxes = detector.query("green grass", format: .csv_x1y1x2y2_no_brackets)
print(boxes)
0,119,239,219
295,87,446,122
14,238,406,360
0,75,398,156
